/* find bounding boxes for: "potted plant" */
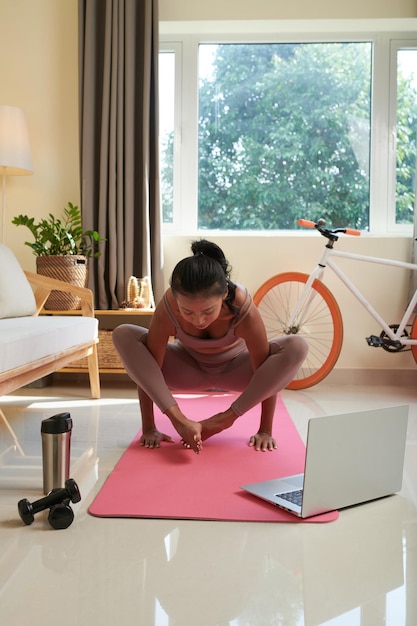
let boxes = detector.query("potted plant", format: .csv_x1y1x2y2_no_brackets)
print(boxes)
13,202,105,310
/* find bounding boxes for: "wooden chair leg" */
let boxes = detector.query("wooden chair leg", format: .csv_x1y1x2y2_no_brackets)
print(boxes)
87,344,101,399
0,406,25,456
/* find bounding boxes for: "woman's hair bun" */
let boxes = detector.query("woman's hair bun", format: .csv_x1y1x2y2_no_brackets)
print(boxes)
191,239,231,278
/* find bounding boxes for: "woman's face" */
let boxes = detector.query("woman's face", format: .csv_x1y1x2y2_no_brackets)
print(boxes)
175,292,225,330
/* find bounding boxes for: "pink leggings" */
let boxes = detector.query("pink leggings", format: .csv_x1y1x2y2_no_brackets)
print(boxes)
112,325,308,416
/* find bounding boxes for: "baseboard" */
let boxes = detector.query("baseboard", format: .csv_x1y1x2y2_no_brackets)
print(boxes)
54,368,415,388
324,368,417,386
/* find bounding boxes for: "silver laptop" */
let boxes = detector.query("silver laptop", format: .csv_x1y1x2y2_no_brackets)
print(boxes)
241,405,408,518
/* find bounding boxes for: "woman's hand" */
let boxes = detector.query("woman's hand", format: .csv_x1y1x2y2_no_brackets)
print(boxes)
248,431,277,451
139,429,174,449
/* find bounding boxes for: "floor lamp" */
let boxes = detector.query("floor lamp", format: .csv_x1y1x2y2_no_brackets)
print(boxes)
0,105,33,244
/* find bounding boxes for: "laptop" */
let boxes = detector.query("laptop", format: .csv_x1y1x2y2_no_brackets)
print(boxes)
241,405,408,518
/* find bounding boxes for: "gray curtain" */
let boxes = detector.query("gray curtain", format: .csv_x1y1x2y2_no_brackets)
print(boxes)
78,0,163,310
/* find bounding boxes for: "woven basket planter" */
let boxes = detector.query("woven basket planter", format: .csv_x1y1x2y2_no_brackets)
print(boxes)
36,255,88,310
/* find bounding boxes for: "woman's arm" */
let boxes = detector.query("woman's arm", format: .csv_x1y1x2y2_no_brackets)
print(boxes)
136,299,175,439
235,302,278,448
142,298,203,453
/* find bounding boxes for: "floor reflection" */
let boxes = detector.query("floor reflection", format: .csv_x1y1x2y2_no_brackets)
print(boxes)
1,381,417,626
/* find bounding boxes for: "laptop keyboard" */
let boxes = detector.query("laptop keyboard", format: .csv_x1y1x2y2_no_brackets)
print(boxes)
276,489,303,506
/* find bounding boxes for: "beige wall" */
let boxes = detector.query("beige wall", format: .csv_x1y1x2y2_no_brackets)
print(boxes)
0,0,79,270
159,0,417,20
1,0,417,374
163,233,416,373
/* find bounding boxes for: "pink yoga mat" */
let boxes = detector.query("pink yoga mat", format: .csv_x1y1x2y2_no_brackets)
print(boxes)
89,393,338,523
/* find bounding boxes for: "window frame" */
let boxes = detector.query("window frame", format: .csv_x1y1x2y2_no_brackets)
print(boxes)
159,20,417,236
159,42,183,228
387,38,417,232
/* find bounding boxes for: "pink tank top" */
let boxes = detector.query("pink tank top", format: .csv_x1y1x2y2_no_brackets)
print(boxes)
163,287,252,359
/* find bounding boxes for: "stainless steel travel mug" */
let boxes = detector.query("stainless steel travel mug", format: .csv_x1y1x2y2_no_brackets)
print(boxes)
41,412,73,494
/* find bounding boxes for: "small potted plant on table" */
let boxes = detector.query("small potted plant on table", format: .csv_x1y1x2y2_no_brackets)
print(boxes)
13,202,104,310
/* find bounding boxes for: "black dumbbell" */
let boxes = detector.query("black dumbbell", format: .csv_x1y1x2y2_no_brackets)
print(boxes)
18,478,81,530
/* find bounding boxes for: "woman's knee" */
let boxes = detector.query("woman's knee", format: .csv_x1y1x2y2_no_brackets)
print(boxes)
112,324,147,351
270,335,308,364
288,335,309,361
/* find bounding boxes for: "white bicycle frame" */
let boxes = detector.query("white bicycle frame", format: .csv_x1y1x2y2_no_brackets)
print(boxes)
290,245,417,346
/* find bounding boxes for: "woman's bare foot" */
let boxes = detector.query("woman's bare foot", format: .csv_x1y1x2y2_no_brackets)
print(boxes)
200,408,238,440
165,404,203,453
177,421,203,453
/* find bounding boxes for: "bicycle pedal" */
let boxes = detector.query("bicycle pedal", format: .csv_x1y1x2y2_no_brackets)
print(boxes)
366,335,383,347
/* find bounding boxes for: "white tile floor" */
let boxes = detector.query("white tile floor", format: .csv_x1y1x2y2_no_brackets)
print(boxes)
1,378,416,626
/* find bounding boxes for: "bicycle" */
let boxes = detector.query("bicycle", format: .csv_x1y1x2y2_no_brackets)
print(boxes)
253,218,417,390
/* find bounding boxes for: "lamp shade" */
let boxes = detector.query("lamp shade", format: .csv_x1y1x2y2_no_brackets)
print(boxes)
0,105,33,175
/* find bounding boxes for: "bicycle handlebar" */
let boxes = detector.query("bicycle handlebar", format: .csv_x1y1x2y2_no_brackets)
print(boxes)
298,219,316,228
297,218,361,241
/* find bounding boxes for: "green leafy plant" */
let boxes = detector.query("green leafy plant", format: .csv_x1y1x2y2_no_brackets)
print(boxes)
12,202,105,258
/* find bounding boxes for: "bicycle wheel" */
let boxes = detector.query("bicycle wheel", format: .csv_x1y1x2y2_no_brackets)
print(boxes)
253,272,343,390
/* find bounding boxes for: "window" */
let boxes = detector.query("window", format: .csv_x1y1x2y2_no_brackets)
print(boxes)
198,42,371,230
392,44,417,226
159,48,176,223
159,24,417,234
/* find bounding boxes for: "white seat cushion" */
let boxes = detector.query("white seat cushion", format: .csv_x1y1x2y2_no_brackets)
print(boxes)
0,316,98,374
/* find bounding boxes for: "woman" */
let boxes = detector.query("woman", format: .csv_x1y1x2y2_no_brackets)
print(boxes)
112,240,308,454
